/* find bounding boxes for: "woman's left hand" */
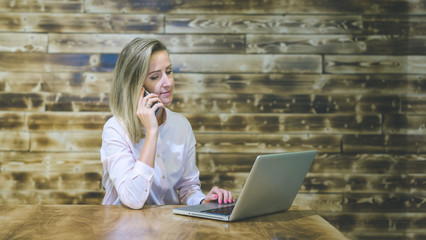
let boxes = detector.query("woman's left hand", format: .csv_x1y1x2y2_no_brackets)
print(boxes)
202,186,235,204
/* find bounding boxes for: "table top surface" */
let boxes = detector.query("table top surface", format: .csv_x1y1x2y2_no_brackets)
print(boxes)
0,204,347,240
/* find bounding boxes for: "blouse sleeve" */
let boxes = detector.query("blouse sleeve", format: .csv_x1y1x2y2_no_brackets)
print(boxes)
101,121,154,209
175,127,206,205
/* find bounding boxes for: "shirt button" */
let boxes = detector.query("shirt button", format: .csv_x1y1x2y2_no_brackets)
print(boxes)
157,154,160,158
162,175,165,179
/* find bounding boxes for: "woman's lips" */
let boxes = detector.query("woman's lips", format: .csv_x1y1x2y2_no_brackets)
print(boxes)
161,90,172,97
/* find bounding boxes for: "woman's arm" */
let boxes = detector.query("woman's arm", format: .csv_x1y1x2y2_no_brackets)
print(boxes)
174,128,206,205
103,91,163,209
174,123,234,205
102,123,154,209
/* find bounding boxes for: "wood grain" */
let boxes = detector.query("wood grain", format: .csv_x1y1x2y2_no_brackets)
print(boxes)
0,53,96,72
303,173,425,193
323,212,426,239
0,33,48,53
343,192,426,212
0,131,29,151
0,190,104,205
44,93,110,112
363,15,426,36
326,55,426,74
86,0,426,14
0,205,348,240
0,93,45,111
0,151,101,172
0,171,102,191
402,94,426,114
383,114,426,134
185,113,382,134
343,134,426,153
30,131,102,152
0,112,25,131
325,55,408,74
0,13,164,33
0,72,112,94
199,171,425,194
0,0,84,13
247,34,367,54
166,15,362,34
27,112,109,131
48,33,245,53
197,153,426,174
174,73,426,94
170,93,400,114
0,92,110,112
247,34,426,54
171,54,322,73
195,133,342,153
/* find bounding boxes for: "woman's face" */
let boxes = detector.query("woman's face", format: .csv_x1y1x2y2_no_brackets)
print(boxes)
143,50,174,106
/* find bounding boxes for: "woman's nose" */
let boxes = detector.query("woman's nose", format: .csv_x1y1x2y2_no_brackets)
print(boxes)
161,72,172,86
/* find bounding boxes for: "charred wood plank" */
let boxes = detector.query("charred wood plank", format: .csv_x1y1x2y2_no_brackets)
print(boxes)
48,33,245,53
166,14,362,34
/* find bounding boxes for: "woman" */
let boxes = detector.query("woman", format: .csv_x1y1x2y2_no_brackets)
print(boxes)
101,38,234,209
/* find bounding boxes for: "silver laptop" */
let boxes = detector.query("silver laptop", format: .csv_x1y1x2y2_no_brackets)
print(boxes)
172,150,316,221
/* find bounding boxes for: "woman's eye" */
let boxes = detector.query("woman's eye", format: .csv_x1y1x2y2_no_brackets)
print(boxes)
166,70,173,75
150,75,159,80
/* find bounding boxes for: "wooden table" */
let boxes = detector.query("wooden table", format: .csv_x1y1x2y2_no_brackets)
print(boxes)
0,204,347,240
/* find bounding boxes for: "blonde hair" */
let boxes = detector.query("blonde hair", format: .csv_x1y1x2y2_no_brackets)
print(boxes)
110,38,168,143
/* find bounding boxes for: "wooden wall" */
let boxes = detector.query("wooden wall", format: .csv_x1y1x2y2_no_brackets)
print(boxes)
0,0,425,239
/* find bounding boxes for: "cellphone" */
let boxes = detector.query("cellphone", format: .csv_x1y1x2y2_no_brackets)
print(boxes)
144,89,161,116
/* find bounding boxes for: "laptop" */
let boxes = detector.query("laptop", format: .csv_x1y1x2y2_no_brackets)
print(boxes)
172,150,316,221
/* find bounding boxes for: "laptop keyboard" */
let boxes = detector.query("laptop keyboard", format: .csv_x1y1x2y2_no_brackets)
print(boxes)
202,205,235,216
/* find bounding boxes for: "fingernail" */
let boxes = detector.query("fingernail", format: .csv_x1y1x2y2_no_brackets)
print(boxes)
224,200,227,204
214,194,218,199
219,200,222,204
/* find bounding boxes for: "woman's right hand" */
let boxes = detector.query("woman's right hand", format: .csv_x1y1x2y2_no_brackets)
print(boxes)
136,88,164,135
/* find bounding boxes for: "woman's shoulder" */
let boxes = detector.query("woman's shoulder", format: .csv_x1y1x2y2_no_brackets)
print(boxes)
104,116,118,127
103,116,125,132
166,109,192,127
102,116,132,141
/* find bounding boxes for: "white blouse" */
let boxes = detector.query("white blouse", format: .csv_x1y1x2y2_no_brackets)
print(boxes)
100,108,206,209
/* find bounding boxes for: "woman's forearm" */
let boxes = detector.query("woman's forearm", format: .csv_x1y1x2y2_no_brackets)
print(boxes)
138,130,158,168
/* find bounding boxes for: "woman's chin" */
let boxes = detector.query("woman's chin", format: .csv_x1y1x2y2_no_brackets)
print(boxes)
161,96,173,106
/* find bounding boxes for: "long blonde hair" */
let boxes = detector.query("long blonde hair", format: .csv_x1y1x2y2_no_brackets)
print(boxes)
109,38,168,143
